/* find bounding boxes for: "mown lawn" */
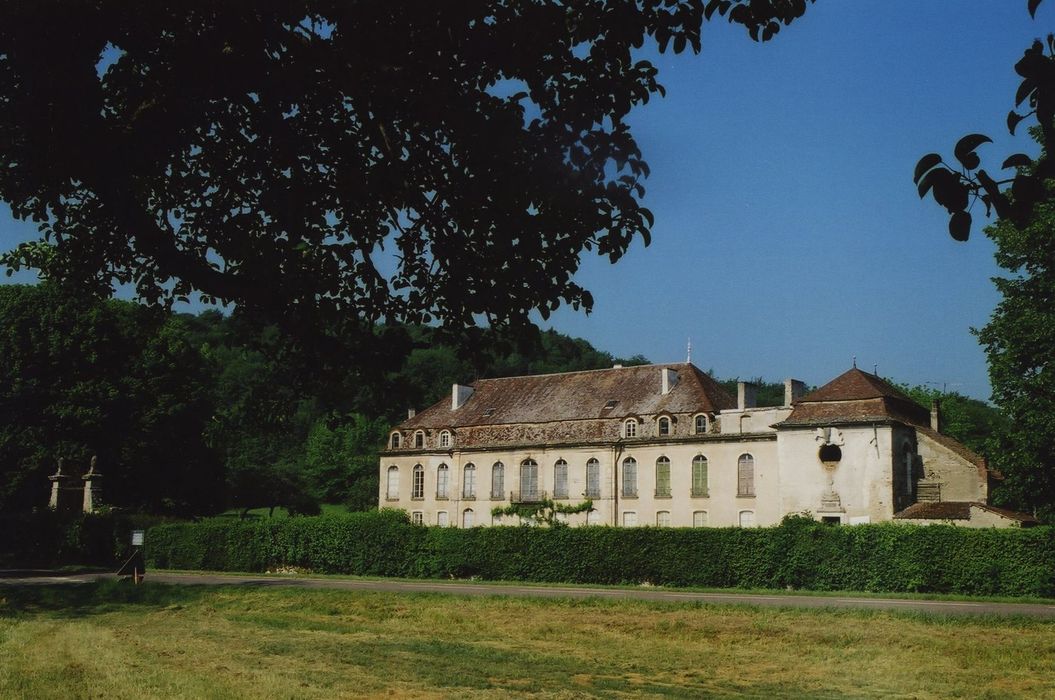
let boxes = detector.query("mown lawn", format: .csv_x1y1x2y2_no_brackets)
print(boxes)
0,582,1052,699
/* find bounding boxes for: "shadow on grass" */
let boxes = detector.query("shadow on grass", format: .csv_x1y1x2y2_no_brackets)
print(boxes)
0,581,215,619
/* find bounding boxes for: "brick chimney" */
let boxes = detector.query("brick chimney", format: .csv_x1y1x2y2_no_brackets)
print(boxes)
930,399,941,433
452,384,474,410
784,379,806,407
737,382,757,410
661,368,679,395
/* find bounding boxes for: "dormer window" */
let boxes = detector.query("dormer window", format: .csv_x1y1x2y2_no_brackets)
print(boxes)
439,430,452,448
658,416,671,436
390,432,402,449
414,430,425,448
603,400,617,410
483,408,495,418
694,414,708,435
624,418,638,438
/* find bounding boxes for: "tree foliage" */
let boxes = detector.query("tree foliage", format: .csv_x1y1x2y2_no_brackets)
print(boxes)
896,384,1008,458
0,1,811,359
915,0,1054,240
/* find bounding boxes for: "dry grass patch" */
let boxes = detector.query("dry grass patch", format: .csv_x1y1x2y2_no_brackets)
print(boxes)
0,582,1052,699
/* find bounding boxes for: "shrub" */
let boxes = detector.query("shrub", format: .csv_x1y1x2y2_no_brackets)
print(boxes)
142,512,1055,597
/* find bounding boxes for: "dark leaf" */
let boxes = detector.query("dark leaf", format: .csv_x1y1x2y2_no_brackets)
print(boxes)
914,153,942,184
1016,79,1036,107
1029,0,1043,18
917,169,939,199
1002,153,1034,169
948,211,971,242
954,133,992,168
1008,110,1026,135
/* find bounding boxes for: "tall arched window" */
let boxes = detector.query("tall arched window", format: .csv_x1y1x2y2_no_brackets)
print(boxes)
436,463,450,498
622,457,638,497
586,458,601,498
463,463,476,498
390,432,401,449
520,459,539,501
692,455,709,497
553,459,568,499
412,464,424,499
439,430,452,448
737,454,755,497
491,462,505,499
655,457,671,497
462,508,475,528
386,466,399,500
658,416,671,436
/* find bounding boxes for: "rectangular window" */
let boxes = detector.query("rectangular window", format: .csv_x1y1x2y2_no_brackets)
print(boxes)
693,510,708,527
655,458,671,497
622,459,637,498
656,511,671,527
412,467,424,499
737,455,755,497
622,511,638,527
553,461,568,499
437,511,449,527
586,460,601,498
692,456,709,497
625,420,636,438
412,511,423,525
437,466,450,499
463,466,476,498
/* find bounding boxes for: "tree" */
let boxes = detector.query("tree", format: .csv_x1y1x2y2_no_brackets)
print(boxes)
914,0,1053,241
303,412,389,510
896,383,1008,457
0,284,223,513
974,200,1055,521
0,1,812,361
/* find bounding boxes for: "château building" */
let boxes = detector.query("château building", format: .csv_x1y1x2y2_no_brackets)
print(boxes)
378,363,1034,528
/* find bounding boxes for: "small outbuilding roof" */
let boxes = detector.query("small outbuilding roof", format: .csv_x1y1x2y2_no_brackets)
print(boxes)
894,501,1038,525
776,368,930,428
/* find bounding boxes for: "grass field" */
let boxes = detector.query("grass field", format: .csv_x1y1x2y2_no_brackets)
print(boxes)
1,582,1053,699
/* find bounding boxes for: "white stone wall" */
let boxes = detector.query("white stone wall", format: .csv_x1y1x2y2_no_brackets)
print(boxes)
776,424,897,524
379,435,783,528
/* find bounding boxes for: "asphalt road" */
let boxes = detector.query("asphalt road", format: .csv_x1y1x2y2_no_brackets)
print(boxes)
3,569,1054,618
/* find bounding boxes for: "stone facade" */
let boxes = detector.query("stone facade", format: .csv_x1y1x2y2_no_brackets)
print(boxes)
379,363,1027,528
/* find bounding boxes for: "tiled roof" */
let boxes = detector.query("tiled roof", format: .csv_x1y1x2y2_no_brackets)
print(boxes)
894,501,972,520
399,363,735,429
800,368,915,403
894,501,1038,524
917,426,986,470
777,368,930,428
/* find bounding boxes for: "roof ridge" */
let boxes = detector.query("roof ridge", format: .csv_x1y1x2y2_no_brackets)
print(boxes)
471,362,692,383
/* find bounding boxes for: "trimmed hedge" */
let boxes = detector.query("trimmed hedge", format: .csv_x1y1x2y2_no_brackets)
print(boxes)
144,511,1055,597
0,511,156,567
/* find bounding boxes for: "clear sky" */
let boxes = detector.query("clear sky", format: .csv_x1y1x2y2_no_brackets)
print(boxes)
0,1,1046,400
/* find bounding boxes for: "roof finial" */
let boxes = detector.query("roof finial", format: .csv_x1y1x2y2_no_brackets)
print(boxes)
686,337,691,364
852,355,857,369
873,363,878,376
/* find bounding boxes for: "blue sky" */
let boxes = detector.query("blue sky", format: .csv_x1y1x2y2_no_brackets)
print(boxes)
0,1,1046,399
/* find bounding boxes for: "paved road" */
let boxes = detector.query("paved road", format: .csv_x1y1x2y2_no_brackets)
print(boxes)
3,570,1054,618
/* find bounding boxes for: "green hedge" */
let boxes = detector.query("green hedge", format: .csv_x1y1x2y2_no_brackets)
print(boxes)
143,511,1055,597
0,511,160,567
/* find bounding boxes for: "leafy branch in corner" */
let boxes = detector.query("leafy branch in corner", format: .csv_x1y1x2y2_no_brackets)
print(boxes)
915,0,1052,240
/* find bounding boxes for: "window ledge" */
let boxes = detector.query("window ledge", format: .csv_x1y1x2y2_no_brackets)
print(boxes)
435,496,449,501
736,493,756,499
411,496,424,501
552,494,569,500
385,497,400,502
691,492,710,499
622,494,638,499
462,495,476,501
654,493,672,499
